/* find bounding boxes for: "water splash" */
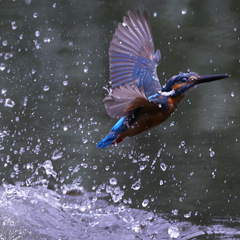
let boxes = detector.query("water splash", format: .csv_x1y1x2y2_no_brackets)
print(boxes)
168,225,180,239
25,160,57,187
106,185,124,203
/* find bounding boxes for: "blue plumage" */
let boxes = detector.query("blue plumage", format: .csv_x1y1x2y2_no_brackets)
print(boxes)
97,117,126,148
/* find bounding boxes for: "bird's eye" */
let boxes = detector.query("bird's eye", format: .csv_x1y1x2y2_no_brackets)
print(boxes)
180,77,187,82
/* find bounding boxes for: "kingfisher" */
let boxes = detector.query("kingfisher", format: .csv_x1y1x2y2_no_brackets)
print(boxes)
97,10,229,148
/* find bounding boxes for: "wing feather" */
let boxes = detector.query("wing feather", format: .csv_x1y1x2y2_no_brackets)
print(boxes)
109,10,161,96
104,83,148,118
105,10,162,119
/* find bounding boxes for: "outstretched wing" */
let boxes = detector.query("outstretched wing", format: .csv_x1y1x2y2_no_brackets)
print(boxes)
109,10,161,97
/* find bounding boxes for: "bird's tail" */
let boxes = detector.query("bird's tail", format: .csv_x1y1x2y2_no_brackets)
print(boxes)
97,117,126,148
97,131,119,148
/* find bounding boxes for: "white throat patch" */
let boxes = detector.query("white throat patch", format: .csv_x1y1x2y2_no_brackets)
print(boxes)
159,89,175,97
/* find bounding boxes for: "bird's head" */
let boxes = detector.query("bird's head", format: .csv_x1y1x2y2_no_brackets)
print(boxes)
160,72,230,97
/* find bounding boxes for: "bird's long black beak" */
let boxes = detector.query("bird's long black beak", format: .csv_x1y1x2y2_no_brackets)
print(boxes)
196,74,230,84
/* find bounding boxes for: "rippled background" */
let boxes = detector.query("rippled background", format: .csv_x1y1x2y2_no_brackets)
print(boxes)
0,0,240,239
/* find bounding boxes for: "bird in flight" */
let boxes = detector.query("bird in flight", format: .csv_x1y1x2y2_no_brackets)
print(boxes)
97,10,229,148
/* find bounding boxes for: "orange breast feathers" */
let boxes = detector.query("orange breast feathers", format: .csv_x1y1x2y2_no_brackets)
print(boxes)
115,94,185,141
115,96,181,140
167,95,184,112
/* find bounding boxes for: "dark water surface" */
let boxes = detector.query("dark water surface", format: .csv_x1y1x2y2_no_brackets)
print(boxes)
0,0,240,239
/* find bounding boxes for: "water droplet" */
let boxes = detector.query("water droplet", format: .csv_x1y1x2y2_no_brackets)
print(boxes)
63,80,68,86
63,125,68,131
153,11,157,17
181,9,187,15
33,12,38,18
11,21,17,30
131,180,141,190
139,165,146,171
160,163,167,171
231,92,234,97
168,226,180,239
172,209,178,215
34,40,41,49
159,180,164,186
52,149,63,160
81,163,88,168
210,150,215,157
35,31,40,37
52,2,56,8
2,40,8,47
184,211,192,218
1,88,7,95
44,38,51,43
0,63,6,71
181,141,185,147
43,85,49,91
142,199,149,207
23,96,28,106
83,66,88,73
234,27,237,32
4,98,15,108
109,177,117,186
209,148,215,157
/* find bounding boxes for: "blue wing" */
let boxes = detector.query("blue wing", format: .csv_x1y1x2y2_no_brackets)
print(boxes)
109,10,161,97
104,10,161,119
